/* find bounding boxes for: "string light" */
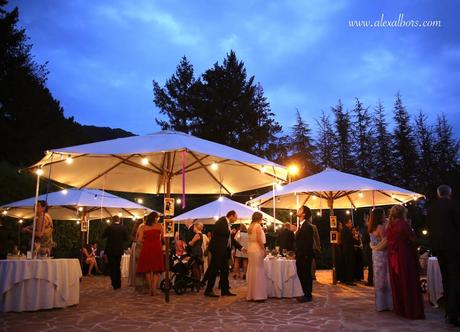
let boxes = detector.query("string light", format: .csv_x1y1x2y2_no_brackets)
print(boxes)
346,210,350,215
106,219,110,223
2,210,7,215
358,192,364,198
176,198,182,205
136,198,143,204
141,158,149,166
35,169,44,176
210,162,219,171
316,211,321,217
422,229,428,236
288,164,299,176
78,207,83,212
76,221,80,225
276,183,283,191
19,219,23,223
289,211,293,216
218,196,224,202
118,212,122,217
260,166,267,173
62,189,68,195
65,156,73,165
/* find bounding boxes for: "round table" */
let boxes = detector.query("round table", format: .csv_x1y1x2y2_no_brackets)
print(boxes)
121,254,130,278
0,258,82,312
264,257,304,298
427,256,443,307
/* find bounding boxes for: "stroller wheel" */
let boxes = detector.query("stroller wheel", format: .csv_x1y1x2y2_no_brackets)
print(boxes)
160,279,172,292
174,279,187,295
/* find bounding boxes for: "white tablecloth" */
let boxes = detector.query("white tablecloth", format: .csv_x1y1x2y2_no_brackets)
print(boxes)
264,258,304,298
427,257,443,307
0,258,82,312
121,254,130,278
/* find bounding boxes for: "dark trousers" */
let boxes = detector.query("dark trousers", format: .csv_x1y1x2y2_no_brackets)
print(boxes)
437,250,460,319
107,254,122,289
205,252,230,293
296,256,313,298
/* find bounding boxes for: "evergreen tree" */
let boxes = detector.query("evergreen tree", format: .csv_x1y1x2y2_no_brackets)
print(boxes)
351,98,373,177
153,56,197,133
433,113,460,179
373,101,394,182
332,100,354,172
316,111,336,169
287,109,317,176
414,110,436,193
392,92,418,188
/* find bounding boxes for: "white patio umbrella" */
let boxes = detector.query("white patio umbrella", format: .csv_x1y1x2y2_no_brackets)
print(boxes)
248,168,424,284
1,188,154,244
25,130,288,302
174,197,284,226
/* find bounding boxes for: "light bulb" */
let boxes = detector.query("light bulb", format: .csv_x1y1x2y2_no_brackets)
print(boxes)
118,212,122,217
176,198,182,204
358,192,364,198
210,162,219,171
346,210,350,215
65,156,73,165
35,169,44,176
218,196,224,202
106,219,110,223
141,158,149,166
78,207,83,212
289,211,293,216
316,212,321,216
260,166,267,173
76,221,80,225
136,198,143,204
2,210,7,215
62,189,68,195
19,219,23,223
422,229,428,236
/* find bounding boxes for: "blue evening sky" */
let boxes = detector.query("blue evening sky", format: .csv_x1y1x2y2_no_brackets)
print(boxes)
8,0,460,136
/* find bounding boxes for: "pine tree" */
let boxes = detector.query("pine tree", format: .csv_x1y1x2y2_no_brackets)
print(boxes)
373,101,394,182
351,98,373,177
433,113,460,180
287,109,317,176
414,110,436,193
316,111,336,170
153,56,197,133
332,100,354,172
392,92,418,188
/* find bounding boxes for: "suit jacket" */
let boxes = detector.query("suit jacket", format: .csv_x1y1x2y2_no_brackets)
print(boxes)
295,220,314,259
427,197,460,253
341,227,354,255
208,217,242,257
278,228,295,251
102,223,128,256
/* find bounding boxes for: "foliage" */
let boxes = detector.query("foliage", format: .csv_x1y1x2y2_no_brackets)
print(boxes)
331,100,355,172
351,98,373,177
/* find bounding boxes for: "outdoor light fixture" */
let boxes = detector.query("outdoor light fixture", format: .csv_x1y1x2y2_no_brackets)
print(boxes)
35,168,44,176
346,210,350,215
358,192,364,198
76,221,80,225
276,183,283,191
422,229,428,236
260,165,267,173
136,198,143,204
2,210,7,215
65,156,73,165
218,196,224,202
78,207,83,212
289,211,293,216
118,212,122,217
288,164,299,176
141,158,149,165
312,196,317,200
176,198,182,205
62,189,68,195
106,219,110,223
210,162,219,171
316,211,321,216
19,219,23,223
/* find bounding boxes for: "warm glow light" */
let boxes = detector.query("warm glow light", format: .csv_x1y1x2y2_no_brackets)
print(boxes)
62,189,68,195
288,164,299,176
422,229,428,236
276,183,283,191
413,195,418,201
35,169,44,176
118,212,122,217
78,207,83,212
136,198,143,204
76,221,80,225
289,211,293,216
266,220,272,226
176,198,182,205
141,158,149,165
218,196,224,202
316,211,321,216
106,219,110,223
260,166,267,173
358,192,364,198
249,196,253,200
210,162,219,171
65,156,73,165
2,210,7,215
213,216,219,221
312,196,317,200
19,219,23,223
346,210,350,215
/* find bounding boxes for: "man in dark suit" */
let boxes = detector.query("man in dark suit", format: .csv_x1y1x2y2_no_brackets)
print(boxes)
204,210,244,297
101,216,128,290
341,219,356,286
428,185,460,327
278,222,295,252
295,206,314,302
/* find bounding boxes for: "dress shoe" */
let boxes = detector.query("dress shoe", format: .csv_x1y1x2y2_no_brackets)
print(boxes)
204,292,219,297
297,295,312,303
221,291,237,296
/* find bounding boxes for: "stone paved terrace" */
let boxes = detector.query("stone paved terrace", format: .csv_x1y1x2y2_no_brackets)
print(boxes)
1,270,452,332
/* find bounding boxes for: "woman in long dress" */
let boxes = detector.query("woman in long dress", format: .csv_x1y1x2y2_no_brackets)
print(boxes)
136,212,164,296
246,212,267,301
386,205,424,319
233,224,249,279
368,208,393,311
128,218,144,287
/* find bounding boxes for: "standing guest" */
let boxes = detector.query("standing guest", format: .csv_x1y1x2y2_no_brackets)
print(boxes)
295,206,314,302
204,210,244,297
368,208,393,311
188,222,204,282
309,219,321,280
136,212,164,296
341,219,356,285
82,244,101,276
246,212,267,301
233,224,249,279
128,218,144,287
353,227,364,281
101,215,128,290
362,216,373,286
386,205,424,319
278,222,295,253
183,219,196,255
133,219,146,292
202,228,210,277
335,222,346,283
23,200,54,256
427,185,460,327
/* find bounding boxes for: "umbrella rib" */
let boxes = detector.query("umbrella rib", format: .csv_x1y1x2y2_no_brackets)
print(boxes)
377,190,404,204
173,158,231,176
235,161,286,183
20,153,89,172
172,154,210,175
111,155,162,175
301,194,311,206
156,154,167,195
121,208,134,217
103,207,113,218
79,155,135,189
135,154,164,173
188,151,232,195
345,194,356,209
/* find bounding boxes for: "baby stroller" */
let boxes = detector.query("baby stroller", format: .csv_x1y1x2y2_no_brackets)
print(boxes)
418,246,430,293
160,252,201,295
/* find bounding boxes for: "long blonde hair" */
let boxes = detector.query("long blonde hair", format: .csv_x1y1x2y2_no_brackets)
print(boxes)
248,212,263,234
388,205,407,223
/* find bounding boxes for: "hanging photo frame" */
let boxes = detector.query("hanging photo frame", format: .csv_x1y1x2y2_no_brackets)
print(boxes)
164,198,174,216
329,215,337,229
164,218,174,238
81,216,88,232
330,230,338,244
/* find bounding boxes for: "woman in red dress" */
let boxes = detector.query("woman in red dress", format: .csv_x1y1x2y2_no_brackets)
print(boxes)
136,212,164,295
386,205,424,319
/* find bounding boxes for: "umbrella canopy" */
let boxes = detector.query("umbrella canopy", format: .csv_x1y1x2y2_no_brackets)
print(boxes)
248,168,424,210
173,197,284,225
26,131,288,195
1,188,153,220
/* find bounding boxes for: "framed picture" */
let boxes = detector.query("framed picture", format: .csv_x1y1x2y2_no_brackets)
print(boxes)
164,198,175,216
81,218,88,232
330,230,338,244
329,215,337,229
164,218,174,238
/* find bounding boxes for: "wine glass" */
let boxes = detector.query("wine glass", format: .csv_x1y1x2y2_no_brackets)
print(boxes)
282,249,287,257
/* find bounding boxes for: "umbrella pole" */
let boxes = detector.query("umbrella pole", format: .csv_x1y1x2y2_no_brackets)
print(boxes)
164,153,172,303
329,198,337,285
30,173,41,257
